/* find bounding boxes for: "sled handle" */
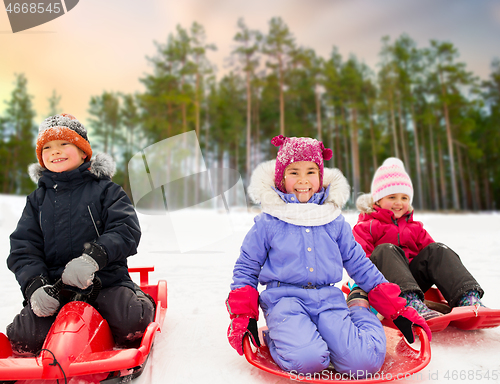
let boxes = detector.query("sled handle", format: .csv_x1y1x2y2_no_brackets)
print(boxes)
129,267,155,286
47,277,101,305
413,326,431,363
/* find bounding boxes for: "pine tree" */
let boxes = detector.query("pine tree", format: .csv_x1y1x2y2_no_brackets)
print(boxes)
425,41,478,210
232,18,262,184
2,73,37,194
263,17,296,137
47,89,62,116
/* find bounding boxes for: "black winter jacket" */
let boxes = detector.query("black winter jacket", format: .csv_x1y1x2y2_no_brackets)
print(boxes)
8,153,141,302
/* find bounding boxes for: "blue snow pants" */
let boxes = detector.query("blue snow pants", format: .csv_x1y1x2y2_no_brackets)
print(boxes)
259,284,386,375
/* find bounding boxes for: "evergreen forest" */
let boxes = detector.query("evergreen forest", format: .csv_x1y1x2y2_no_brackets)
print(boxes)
1,18,499,211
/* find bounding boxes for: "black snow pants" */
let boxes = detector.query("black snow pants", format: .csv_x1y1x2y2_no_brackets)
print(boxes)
369,242,483,308
6,285,155,355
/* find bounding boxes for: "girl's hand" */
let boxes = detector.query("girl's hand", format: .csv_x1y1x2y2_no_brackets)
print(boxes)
368,282,432,343
226,285,260,355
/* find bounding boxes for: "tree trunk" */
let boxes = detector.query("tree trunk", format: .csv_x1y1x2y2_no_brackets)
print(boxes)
397,92,410,173
181,65,187,134
334,111,342,170
483,169,492,211
246,69,252,186
368,108,377,172
254,92,261,168
429,123,440,210
437,134,448,209
167,102,173,137
315,86,322,141
328,113,334,168
2,150,11,193
388,91,399,158
410,104,423,210
420,126,429,209
349,104,360,201
473,163,482,210
439,73,460,210
278,53,285,136
195,71,201,137
455,142,468,210
465,155,478,211
341,108,351,183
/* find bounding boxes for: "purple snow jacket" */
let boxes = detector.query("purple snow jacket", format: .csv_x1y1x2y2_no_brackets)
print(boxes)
229,160,388,373
230,160,387,293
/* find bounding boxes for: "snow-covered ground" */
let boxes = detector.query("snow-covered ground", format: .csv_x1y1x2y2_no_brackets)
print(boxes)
1,193,499,384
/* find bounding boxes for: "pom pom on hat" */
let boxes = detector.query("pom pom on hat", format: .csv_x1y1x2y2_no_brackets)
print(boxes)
322,146,333,161
371,157,413,203
272,135,333,193
36,113,92,168
271,135,285,147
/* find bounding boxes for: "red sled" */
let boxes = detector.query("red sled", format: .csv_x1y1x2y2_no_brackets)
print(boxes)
422,287,500,332
0,266,167,384
243,326,430,383
341,282,500,332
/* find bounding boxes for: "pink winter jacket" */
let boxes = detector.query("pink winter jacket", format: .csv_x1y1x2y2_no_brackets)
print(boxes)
352,205,434,263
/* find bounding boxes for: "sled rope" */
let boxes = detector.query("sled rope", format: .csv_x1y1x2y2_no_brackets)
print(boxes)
37,348,68,384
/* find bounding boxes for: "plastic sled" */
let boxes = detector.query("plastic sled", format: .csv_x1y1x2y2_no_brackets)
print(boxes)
341,282,500,332
422,287,500,331
243,326,430,383
0,266,167,384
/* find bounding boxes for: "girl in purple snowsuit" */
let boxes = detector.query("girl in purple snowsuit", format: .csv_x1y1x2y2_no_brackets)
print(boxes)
225,136,431,376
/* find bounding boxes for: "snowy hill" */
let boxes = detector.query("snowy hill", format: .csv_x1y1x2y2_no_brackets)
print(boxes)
1,193,499,383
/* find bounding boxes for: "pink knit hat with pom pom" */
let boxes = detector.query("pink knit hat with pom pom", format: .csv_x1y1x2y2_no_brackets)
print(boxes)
371,157,413,203
272,135,333,193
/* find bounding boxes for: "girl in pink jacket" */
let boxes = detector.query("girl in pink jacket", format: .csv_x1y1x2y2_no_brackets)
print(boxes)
353,158,484,321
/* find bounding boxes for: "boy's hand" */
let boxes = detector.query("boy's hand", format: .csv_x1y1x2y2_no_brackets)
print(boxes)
62,243,107,289
30,285,59,317
62,254,99,289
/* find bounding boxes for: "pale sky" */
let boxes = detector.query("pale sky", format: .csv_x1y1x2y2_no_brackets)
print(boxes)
1,0,499,125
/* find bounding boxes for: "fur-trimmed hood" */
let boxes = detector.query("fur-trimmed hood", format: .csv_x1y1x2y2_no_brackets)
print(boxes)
356,193,376,214
247,160,350,226
356,193,413,214
28,152,116,184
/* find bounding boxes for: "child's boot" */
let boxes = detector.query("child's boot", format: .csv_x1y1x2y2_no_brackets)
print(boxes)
346,286,370,310
401,291,441,321
457,289,485,307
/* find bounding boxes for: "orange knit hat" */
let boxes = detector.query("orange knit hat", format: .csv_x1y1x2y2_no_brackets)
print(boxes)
36,113,92,168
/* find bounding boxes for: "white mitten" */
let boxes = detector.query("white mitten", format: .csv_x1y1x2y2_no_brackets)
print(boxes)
30,285,60,317
61,254,99,289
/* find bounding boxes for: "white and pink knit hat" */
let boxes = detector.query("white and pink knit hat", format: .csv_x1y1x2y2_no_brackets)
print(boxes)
272,135,333,193
371,158,413,203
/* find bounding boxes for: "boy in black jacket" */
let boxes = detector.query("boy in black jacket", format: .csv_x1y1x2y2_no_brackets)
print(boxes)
7,113,154,354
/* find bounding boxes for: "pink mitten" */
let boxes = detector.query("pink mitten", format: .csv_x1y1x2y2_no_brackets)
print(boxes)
368,282,432,343
225,285,261,355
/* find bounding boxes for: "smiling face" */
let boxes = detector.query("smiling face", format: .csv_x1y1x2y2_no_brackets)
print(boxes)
283,161,321,203
41,140,87,173
376,193,410,219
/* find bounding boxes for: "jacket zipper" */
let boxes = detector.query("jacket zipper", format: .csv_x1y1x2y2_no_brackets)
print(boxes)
88,206,101,238
392,218,401,246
